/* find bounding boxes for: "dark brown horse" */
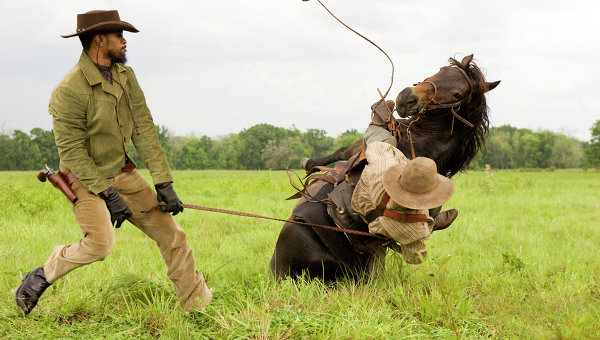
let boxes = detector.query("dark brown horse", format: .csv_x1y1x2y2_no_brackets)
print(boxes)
303,54,500,177
270,55,500,281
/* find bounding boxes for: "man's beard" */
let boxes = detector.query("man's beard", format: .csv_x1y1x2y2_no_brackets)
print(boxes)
108,49,127,64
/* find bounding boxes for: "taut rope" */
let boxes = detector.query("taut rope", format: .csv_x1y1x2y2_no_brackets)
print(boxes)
142,203,384,239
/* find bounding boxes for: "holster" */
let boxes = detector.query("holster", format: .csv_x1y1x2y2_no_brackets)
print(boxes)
38,170,79,204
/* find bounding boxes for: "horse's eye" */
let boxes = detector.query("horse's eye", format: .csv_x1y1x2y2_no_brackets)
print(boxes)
454,93,462,99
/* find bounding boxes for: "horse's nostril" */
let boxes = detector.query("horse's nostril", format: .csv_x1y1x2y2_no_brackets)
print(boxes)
406,96,417,106
397,88,417,108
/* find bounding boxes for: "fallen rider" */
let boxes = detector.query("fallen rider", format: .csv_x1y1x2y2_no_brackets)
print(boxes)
365,99,458,231
350,142,456,264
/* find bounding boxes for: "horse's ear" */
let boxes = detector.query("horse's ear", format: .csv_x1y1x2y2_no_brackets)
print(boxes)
480,80,500,93
461,54,474,67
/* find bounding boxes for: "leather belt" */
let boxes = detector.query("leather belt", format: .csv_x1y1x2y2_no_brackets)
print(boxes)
366,192,428,224
122,162,136,172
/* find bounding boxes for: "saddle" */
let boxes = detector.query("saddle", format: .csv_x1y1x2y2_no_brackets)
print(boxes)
289,149,387,254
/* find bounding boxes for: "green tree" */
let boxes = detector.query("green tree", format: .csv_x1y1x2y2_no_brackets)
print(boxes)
584,120,600,167
469,150,484,169
155,125,177,168
333,129,363,151
518,133,542,168
237,124,291,169
482,129,512,168
14,130,42,170
177,136,217,170
549,134,583,168
261,137,311,170
536,131,556,168
30,128,59,169
301,129,334,158
480,126,585,169
0,133,17,170
213,134,243,170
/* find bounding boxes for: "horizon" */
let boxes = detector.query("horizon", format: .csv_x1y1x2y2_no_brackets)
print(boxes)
0,121,592,143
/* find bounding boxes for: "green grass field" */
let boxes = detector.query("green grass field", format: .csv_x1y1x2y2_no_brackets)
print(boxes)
1,169,599,339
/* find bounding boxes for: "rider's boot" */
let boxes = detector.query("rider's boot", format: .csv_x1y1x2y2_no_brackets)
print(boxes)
433,209,458,232
15,266,52,315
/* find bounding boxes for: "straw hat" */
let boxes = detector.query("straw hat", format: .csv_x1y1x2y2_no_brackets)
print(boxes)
61,10,139,38
382,157,454,210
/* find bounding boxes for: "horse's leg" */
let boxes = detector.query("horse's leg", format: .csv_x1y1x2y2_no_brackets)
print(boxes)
301,138,365,170
270,220,341,281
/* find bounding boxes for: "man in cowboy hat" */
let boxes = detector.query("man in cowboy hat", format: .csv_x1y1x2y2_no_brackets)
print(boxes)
15,10,211,315
364,99,459,230
351,142,455,264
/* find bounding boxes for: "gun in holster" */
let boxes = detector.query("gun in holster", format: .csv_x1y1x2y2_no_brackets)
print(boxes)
37,165,79,204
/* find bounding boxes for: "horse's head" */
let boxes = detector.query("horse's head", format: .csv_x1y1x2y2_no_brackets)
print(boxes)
395,55,500,118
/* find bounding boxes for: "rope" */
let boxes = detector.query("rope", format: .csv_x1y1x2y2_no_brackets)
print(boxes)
142,203,384,239
406,114,422,160
378,88,399,140
309,0,395,102
182,203,383,238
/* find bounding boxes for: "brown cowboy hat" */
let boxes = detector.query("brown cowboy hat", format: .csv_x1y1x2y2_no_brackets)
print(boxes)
382,157,455,210
61,10,139,38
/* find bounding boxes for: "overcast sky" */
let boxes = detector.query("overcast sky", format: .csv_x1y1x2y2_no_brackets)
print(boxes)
1,0,598,142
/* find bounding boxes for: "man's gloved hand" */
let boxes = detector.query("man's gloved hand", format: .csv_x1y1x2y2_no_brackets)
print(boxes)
155,182,184,215
370,100,396,126
99,186,132,228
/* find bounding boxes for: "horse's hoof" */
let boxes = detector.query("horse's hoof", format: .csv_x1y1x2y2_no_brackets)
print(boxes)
301,158,310,170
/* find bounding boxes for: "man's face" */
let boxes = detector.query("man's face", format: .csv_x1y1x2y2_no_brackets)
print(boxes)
104,32,127,64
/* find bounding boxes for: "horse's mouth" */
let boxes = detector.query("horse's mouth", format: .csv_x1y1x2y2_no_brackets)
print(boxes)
396,106,419,118
396,87,421,118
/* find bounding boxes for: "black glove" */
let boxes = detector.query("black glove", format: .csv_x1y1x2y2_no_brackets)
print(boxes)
99,186,132,228
155,182,184,215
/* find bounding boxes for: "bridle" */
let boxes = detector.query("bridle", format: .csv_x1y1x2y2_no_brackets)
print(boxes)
303,0,476,161
403,65,476,160
414,66,475,134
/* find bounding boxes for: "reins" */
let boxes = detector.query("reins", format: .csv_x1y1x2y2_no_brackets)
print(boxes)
400,65,477,158
142,203,385,239
417,66,475,134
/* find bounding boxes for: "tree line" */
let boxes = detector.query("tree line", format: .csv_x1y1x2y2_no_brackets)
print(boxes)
473,124,598,169
1,121,599,171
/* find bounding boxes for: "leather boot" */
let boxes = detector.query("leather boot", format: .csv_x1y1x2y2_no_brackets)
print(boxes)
433,209,458,232
15,266,52,315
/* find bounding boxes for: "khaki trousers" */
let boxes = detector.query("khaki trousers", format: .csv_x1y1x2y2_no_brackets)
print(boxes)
43,170,211,311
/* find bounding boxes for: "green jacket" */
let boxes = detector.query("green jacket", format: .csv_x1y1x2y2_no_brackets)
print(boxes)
49,51,173,194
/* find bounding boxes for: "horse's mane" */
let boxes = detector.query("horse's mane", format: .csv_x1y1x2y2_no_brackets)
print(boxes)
408,57,491,177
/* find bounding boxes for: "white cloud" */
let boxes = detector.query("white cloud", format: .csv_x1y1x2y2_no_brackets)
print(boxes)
0,0,597,141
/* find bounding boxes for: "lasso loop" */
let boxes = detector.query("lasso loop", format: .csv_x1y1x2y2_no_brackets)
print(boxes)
306,0,394,103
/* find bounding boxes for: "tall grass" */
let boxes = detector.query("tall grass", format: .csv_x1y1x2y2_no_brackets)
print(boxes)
1,169,599,339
